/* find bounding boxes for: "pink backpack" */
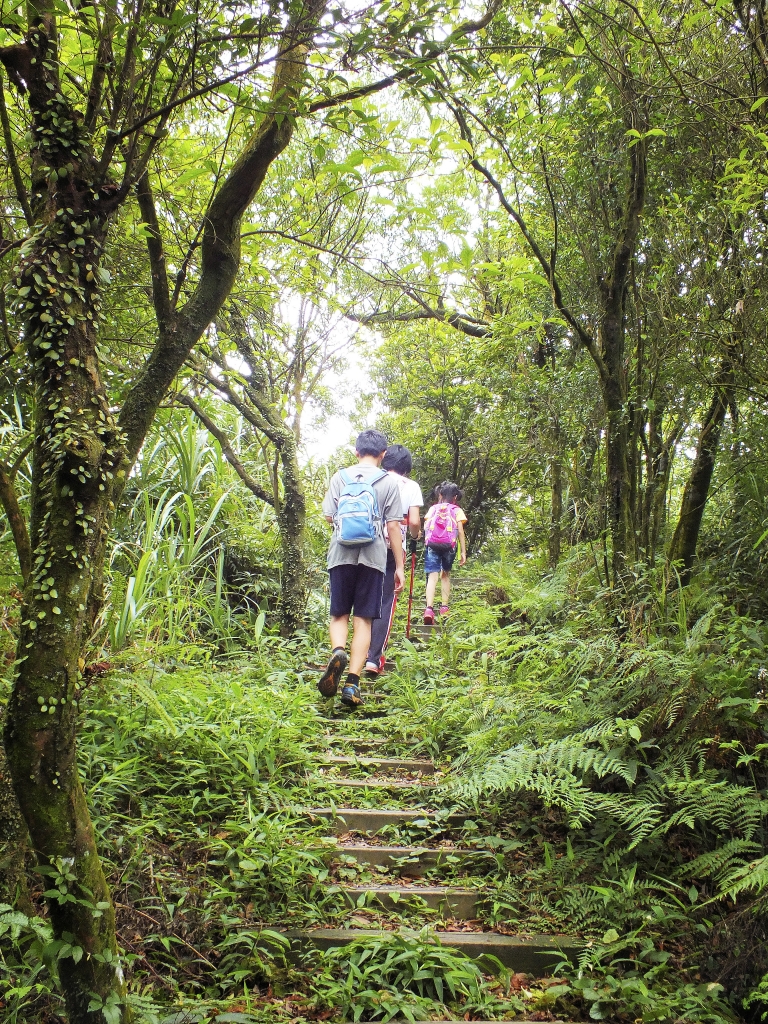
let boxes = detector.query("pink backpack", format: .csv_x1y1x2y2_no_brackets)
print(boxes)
424,502,459,552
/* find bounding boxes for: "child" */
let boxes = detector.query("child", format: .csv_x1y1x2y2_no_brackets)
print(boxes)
319,430,404,707
423,481,467,624
364,444,422,676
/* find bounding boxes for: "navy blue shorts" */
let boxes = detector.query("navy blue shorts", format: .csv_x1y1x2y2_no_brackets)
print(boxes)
424,545,457,574
329,564,385,619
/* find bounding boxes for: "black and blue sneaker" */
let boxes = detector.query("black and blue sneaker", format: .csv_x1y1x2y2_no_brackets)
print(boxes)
340,681,363,708
317,648,348,698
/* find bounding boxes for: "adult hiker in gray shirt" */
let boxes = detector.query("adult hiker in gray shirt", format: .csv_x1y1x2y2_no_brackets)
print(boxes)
318,429,404,707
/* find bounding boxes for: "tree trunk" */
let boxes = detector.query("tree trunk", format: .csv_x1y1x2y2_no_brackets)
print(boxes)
1,19,129,1018
0,460,32,581
5,258,127,1021
600,301,634,581
226,363,309,635
668,369,732,581
597,121,647,582
641,408,677,565
0,707,33,915
277,437,307,636
548,457,563,568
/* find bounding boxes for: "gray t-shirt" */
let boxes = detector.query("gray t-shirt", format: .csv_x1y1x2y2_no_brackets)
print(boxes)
323,464,402,572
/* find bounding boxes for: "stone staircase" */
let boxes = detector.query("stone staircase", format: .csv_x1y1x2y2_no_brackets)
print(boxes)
283,666,581,986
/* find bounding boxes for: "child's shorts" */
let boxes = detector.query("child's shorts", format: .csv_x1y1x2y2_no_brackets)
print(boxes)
329,564,384,619
424,545,457,574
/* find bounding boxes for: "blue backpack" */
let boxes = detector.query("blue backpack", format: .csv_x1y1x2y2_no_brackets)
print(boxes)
335,468,387,546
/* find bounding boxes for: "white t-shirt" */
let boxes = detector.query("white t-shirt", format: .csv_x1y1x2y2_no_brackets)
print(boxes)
386,472,423,546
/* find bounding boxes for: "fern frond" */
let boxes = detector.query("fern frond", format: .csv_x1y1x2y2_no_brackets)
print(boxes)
683,838,761,882
720,854,768,899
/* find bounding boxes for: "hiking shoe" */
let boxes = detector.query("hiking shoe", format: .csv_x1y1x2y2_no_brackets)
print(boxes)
365,655,388,678
340,683,363,707
423,607,435,625
438,605,450,616
317,649,348,698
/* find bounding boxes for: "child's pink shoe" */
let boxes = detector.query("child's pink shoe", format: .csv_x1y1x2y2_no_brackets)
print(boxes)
438,605,450,616
423,606,435,625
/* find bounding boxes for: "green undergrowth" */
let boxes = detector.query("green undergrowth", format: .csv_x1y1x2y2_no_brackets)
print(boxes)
375,553,768,1021
3,552,768,1022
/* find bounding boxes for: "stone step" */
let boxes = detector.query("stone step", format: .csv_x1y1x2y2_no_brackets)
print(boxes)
304,807,464,834
322,707,389,720
324,737,391,753
342,884,479,917
409,618,438,634
283,927,581,972
325,843,494,876
312,776,436,791
319,755,436,774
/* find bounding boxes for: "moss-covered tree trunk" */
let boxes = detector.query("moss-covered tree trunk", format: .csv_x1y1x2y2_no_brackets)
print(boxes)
276,435,307,635
1,14,128,1021
548,457,563,569
0,706,33,914
668,366,733,581
599,299,634,580
181,390,308,635
596,110,646,583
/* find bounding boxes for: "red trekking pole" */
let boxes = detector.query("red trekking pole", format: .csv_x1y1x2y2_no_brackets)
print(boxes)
405,541,417,639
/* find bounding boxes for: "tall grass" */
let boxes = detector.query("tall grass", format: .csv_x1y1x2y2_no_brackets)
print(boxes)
101,411,286,654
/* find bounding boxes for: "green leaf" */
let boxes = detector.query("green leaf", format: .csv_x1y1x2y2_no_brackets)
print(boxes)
174,166,211,187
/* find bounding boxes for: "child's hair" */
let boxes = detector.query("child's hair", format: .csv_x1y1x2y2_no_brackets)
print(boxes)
437,480,463,505
382,444,412,475
355,429,388,457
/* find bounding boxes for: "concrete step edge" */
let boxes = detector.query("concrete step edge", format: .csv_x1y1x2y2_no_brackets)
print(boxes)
318,844,496,875
340,884,480,915
311,776,437,790
301,807,465,834
282,927,581,971
326,843,492,856
342,884,478,895
320,755,437,774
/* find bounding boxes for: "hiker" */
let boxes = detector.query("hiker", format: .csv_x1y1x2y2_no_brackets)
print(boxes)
423,480,467,624
318,429,405,707
364,444,423,677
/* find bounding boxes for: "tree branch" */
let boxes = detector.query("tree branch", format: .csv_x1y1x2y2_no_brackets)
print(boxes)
135,172,171,331
308,0,501,113
346,307,490,338
118,0,327,471
448,103,608,380
0,453,31,581
0,68,32,224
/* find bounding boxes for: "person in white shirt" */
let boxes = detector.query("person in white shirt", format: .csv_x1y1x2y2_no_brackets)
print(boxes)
364,444,423,676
